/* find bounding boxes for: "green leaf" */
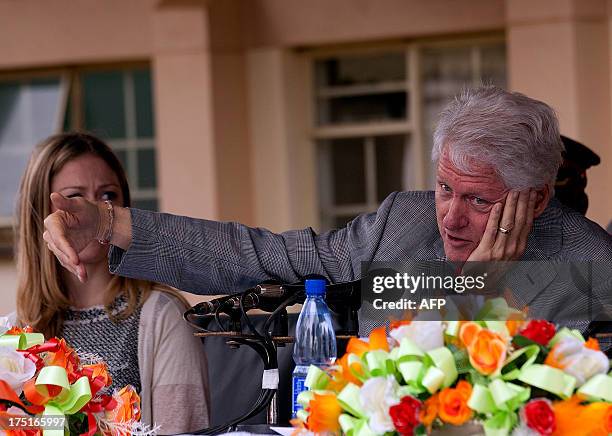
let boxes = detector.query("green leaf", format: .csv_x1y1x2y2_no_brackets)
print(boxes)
67,412,88,435
511,335,538,348
452,348,471,374
468,369,488,386
415,424,427,435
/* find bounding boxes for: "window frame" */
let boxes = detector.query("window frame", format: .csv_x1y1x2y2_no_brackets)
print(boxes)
0,68,71,227
0,62,156,255
65,62,158,210
308,34,506,230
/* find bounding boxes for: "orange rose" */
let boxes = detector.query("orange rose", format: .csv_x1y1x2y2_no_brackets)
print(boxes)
584,337,601,351
346,327,389,357
306,393,342,433
389,319,412,330
553,396,612,436
45,339,80,383
505,319,526,337
328,353,364,390
579,402,612,436
6,326,34,335
438,381,473,426
82,363,112,387
106,385,141,424
419,393,439,428
460,322,507,375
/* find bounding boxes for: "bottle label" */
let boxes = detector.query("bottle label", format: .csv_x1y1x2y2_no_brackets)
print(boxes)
291,374,307,418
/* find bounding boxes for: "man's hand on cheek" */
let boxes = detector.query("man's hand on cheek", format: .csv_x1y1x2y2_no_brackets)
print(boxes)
466,189,537,263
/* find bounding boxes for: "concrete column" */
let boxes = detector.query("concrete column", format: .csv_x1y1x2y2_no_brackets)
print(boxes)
246,48,317,232
151,1,219,219
506,0,611,226
208,0,254,225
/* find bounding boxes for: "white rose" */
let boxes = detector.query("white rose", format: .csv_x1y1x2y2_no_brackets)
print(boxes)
359,376,401,433
562,348,609,386
389,321,444,351
550,337,610,386
0,347,36,394
0,316,12,336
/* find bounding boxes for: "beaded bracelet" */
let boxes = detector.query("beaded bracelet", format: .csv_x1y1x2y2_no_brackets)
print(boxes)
98,200,114,245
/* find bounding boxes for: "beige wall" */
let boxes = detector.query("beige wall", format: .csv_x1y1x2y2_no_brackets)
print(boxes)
242,0,505,48
0,0,156,69
0,0,610,313
0,259,17,314
506,0,612,226
152,2,219,219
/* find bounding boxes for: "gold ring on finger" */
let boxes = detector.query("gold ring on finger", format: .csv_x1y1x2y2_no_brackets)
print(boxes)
498,226,511,234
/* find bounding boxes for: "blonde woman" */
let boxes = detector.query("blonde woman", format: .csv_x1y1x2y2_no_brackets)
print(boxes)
14,131,210,434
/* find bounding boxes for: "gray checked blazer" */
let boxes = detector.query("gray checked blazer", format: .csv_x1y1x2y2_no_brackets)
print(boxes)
109,191,612,336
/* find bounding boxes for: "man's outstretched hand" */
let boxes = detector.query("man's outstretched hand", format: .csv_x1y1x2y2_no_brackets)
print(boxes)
43,193,104,282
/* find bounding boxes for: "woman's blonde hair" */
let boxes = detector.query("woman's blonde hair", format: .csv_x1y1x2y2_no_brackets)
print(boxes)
15,131,189,338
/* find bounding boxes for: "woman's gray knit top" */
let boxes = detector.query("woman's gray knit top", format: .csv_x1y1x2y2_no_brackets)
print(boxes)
61,293,142,394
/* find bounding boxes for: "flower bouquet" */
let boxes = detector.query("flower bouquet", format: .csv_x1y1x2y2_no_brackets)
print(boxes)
0,319,156,436
292,304,612,436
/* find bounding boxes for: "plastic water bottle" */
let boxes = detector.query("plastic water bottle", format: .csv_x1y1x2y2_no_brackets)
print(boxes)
292,279,337,418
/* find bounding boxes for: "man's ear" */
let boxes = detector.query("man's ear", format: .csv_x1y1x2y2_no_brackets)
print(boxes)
533,184,551,218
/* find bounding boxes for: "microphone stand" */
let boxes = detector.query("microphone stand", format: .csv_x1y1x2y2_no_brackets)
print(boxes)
181,280,361,435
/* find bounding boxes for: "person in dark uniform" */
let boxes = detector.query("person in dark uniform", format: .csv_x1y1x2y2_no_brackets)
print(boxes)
556,136,611,350
555,135,601,215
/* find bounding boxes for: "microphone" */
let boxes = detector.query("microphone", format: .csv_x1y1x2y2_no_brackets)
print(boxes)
190,297,236,316
187,279,360,317
238,284,292,313
190,284,292,316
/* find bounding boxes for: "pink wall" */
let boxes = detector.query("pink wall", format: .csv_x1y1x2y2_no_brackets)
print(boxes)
507,0,612,226
0,0,156,69
242,0,506,48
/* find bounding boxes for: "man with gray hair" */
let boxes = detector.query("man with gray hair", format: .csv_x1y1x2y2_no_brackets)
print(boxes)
431,86,565,264
43,86,611,330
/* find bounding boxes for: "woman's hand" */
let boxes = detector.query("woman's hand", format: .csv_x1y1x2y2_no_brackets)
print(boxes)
43,193,104,282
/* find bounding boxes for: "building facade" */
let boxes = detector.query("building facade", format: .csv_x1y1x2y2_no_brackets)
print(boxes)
0,0,610,312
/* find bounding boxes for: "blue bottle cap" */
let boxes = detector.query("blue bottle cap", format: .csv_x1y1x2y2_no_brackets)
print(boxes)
304,279,326,296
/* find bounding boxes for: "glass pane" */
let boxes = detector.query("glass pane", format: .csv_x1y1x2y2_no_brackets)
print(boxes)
480,44,507,88
316,52,405,87
83,71,126,139
134,69,154,138
327,137,366,205
0,81,21,146
317,92,406,125
137,148,157,189
63,90,73,132
420,44,507,189
0,78,63,217
375,135,409,201
30,79,63,141
421,46,474,189
132,198,158,211
421,46,472,103
114,149,128,173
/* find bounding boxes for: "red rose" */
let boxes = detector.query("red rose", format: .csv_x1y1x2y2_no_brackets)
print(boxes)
519,320,556,346
521,399,556,435
389,395,421,436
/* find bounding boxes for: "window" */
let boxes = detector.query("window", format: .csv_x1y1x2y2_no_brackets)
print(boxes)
0,75,68,223
313,40,506,230
65,67,158,210
421,44,507,188
0,65,158,232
